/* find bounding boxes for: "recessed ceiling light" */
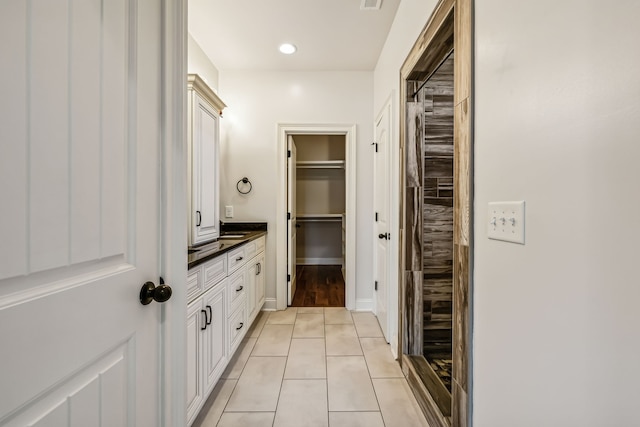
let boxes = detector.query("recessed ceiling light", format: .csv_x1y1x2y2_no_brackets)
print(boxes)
279,43,297,55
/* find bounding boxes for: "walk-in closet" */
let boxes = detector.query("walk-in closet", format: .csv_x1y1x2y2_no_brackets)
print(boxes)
290,134,346,306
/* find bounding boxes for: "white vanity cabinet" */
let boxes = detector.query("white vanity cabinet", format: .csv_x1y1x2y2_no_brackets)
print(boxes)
187,74,226,246
186,280,227,424
186,235,266,426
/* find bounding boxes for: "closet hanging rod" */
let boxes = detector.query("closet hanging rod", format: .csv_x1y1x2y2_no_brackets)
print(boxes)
297,218,342,223
410,48,454,99
296,160,345,169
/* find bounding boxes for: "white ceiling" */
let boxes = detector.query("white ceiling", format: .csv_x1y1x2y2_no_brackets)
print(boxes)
188,0,401,71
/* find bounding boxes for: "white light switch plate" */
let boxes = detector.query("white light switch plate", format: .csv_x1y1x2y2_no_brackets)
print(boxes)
488,201,525,244
225,205,234,218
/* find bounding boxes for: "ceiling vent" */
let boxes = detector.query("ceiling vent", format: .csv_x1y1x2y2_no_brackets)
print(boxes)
360,0,382,10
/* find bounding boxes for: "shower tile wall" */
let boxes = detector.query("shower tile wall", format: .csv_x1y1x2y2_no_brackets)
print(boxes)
422,54,454,390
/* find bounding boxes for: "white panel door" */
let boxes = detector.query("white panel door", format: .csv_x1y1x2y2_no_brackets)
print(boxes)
0,1,168,425
374,100,392,341
287,136,298,305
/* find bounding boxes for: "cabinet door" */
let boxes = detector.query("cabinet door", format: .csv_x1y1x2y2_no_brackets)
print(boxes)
255,252,266,311
192,92,220,245
246,252,265,324
186,298,205,424
203,282,227,394
245,259,258,322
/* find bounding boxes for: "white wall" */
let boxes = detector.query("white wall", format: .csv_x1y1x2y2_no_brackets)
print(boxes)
373,0,438,353
474,1,640,425
373,0,438,114
374,0,640,424
187,33,219,91
217,71,374,309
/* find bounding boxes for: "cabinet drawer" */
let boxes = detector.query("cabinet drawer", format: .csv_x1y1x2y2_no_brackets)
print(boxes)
227,302,247,355
227,269,246,313
203,255,227,291
254,236,265,254
187,268,202,302
243,240,257,262
227,245,248,273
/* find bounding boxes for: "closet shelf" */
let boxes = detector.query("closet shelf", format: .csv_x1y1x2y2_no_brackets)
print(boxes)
297,213,343,222
296,160,345,169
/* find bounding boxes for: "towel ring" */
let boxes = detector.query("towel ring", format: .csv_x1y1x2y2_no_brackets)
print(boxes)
236,177,252,194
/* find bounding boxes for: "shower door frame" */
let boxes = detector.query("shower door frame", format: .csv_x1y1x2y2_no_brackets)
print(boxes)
397,0,473,426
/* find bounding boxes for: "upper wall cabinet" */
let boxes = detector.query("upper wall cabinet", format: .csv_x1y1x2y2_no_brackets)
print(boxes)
188,74,226,246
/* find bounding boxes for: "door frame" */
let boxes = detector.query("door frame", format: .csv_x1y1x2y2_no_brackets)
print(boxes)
276,124,357,310
160,0,187,425
398,0,473,426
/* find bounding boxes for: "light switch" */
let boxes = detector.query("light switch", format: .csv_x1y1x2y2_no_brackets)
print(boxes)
488,201,525,244
225,205,234,218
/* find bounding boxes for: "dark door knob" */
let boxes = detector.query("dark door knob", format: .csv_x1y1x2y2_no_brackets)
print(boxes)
378,233,390,240
140,278,173,305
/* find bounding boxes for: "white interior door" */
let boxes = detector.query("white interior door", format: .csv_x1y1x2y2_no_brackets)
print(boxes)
0,1,168,425
374,101,392,341
287,135,298,305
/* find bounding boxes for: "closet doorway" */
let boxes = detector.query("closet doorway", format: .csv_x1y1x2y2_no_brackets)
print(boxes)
290,134,345,307
276,124,357,311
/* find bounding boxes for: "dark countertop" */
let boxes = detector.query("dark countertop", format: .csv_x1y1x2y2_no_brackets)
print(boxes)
188,223,267,270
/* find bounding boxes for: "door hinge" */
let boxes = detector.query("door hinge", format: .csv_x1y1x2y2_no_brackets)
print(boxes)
287,150,291,158
287,212,291,220
375,212,378,222
287,274,291,282
374,281,378,291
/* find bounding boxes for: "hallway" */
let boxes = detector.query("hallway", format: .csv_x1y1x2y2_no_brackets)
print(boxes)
192,308,429,427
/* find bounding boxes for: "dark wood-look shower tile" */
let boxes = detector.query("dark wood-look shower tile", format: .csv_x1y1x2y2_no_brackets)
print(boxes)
425,158,454,178
451,379,468,427
425,124,454,145
425,204,454,225
431,301,453,320
452,244,469,390
406,102,423,188
407,355,452,419
424,278,453,299
425,197,454,208
425,144,454,157
424,95,434,113
454,99,471,246
438,177,454,198
406,188,423,272
403,271,421,355
425,178,438,197
433,95,454,116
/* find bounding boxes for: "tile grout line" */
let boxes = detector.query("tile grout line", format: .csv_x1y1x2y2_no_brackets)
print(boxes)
271,308,297,427
215,311,272,427
323,307,329,427
354,310,387,427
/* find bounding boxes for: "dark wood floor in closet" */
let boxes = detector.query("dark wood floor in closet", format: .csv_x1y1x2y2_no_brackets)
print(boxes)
290,265,345,307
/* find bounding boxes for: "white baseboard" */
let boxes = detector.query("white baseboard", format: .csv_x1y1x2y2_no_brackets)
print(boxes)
354,298,373,311
296,257,343,265
263,298,277,311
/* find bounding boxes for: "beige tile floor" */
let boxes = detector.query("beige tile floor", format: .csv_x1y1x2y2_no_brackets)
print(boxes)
192,307,430,427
